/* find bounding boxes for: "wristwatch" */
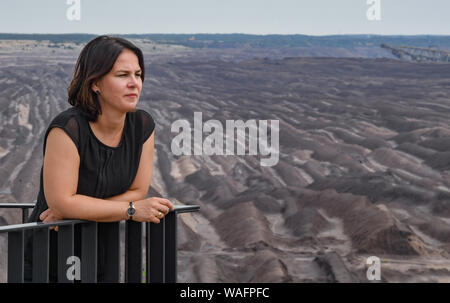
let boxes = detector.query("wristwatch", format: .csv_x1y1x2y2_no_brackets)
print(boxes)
127,202,136,220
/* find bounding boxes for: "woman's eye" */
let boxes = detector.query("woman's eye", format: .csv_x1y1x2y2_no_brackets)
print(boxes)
136,74,142,77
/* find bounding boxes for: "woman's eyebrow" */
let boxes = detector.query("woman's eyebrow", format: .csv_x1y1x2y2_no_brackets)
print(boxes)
115,69,142,73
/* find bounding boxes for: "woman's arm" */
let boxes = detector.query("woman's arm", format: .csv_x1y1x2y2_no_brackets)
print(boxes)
43,127,128,221
105,189,144,204
42,128,171,223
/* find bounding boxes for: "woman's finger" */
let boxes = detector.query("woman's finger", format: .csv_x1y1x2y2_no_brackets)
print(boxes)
49,225,59,232
44,213,59,223
156,198,174,210
161,206,169,215
39,209,50,221
151,213,160,224
156,205,169,215
157,206,169,218
45,213,60,232
43,212,54,222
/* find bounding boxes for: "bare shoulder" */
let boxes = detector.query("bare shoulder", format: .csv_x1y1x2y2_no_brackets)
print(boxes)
43,127,80,210
45,127,79,160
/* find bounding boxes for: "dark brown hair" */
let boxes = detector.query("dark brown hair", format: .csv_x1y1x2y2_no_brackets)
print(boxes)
68,35,145,121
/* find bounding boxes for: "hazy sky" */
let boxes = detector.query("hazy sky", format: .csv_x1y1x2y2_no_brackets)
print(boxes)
0,0,449,35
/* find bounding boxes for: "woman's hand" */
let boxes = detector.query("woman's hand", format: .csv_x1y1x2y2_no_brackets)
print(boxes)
39,208,64,231
132,197,174,223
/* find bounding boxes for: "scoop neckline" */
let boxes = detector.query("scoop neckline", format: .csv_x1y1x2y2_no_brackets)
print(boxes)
86,114,128,149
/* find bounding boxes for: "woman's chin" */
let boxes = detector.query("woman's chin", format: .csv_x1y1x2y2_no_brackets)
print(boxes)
103,99,138,114
123,100,138,111
127,105,138,113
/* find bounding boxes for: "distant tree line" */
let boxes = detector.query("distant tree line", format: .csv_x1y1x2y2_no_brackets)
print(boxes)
0,33,96,44
1,33,450,49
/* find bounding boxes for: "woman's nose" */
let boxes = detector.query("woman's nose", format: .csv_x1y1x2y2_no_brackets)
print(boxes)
128,75,140,87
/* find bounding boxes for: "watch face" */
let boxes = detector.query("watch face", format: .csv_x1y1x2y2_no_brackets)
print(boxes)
128,208,136,216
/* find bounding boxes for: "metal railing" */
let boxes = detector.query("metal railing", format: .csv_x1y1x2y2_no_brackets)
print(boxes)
0,203,200,283
0,202,36,223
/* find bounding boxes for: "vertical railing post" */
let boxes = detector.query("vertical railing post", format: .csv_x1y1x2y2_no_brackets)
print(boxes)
125,220,142,283
101,222,120,282
7,230,25,283
57,224,74,283
147,220,165,283
32,227,50,283
22,208,29,223
81,221,98,283
165,212,177,283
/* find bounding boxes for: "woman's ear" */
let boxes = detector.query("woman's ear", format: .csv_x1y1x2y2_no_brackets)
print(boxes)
91,82,100,94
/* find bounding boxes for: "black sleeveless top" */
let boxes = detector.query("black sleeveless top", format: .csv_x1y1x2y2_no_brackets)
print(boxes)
24,106,155,282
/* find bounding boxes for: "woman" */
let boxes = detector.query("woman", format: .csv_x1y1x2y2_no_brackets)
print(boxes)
24,35,173,282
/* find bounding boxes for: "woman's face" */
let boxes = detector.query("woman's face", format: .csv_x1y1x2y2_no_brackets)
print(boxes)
93,49,143,114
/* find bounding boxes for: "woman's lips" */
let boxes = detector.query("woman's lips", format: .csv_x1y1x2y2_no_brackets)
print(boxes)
125,94,137,98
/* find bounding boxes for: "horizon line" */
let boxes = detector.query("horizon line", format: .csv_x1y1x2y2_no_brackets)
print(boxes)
1,32,450,37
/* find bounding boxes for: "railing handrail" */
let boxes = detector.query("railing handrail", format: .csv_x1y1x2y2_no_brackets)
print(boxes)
0,203,36,209
0,220,86,233
0,201,37,223
0,204,200,231
0,203,198,212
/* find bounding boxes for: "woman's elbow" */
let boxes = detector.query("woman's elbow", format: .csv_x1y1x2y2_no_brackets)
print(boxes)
46,195,74,218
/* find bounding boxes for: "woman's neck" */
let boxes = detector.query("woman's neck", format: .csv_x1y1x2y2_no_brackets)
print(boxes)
89,110,126,147
96,111,125,133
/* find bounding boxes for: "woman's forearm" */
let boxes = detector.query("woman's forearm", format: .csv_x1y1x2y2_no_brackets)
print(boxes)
105,188,146,203
53,194,130,222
